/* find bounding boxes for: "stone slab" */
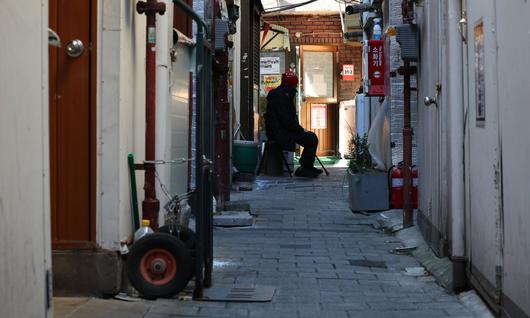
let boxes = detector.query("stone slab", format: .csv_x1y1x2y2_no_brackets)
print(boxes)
53,250,122,296
214,211,253,227
224,201,251,212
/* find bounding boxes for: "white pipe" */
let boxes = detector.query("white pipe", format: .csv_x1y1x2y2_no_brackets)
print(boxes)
155,0,172,225
447,0,465,257
337,2,345,34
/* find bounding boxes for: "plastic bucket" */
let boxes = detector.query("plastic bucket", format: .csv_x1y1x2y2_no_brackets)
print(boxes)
233,140,259,173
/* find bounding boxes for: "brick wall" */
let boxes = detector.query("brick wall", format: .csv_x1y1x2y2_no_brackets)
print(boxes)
265,14,362,102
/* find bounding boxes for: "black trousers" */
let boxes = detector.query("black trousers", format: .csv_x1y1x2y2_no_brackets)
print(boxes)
296,131,319,168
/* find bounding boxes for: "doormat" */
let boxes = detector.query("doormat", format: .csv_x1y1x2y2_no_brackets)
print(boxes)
199,286,276,302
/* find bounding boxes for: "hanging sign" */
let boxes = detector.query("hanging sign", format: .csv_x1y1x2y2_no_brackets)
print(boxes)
311,104,327,129
366,40,385,96
260,56,281,74
342,64,355,81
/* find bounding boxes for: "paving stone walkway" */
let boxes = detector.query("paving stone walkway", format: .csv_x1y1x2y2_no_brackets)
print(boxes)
55,168,477,318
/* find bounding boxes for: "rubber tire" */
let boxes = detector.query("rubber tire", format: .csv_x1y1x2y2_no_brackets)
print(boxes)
158,225,197,252
126,232,193,299
158,225,197,280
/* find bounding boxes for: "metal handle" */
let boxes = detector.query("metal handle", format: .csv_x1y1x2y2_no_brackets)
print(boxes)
65,39,84,58
424,96,437,107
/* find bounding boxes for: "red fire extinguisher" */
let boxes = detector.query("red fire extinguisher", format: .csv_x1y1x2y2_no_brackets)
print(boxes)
390,165,403,209
412,166,418,209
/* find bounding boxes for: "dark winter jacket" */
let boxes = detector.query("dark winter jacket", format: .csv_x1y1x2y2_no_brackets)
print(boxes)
265,85,305,150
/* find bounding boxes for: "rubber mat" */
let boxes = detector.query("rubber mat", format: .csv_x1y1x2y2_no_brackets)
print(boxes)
200,286,276,302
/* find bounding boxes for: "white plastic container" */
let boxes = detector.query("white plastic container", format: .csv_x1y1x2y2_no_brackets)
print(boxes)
134,219,154,242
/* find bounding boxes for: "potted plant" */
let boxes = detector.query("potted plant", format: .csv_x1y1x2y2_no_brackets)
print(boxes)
347,134,389,212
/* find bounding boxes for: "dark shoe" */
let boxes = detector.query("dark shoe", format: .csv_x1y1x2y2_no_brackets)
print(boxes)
295,166,319,178
311,167,324,175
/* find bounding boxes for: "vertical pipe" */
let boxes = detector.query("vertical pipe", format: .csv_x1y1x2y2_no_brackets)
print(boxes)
137,0,167,230
144,6,159,229
402,60,413,227
155,0,172,227
193,25,205,299
214,51,231,208
204,20,215,289
447,0,465,257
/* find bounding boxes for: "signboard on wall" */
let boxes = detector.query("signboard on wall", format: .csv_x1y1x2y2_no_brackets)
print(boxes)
342,64,355,81
260,56,281,74
366,40,385,96
474,20,486,123
261,75,282,96
311,104,327,129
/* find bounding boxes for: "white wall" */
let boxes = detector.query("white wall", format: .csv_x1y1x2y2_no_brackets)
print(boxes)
416,0,446,242
495,1,530,315
0,1,52,317
98,0,191,248
98,0,146,249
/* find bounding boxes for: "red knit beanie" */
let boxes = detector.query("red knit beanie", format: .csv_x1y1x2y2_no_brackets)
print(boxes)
281,71,299,87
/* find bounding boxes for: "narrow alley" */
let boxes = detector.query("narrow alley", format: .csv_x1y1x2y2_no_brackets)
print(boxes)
4,0,530,317
55,168,477,318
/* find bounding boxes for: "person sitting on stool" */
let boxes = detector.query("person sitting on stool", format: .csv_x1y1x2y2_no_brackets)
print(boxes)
265,71,322,178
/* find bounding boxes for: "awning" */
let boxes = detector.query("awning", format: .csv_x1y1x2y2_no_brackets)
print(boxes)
260,22,290,51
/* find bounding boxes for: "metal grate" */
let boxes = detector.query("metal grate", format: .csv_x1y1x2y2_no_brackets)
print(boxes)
280,244,312,249
348,259,387,268
200,286,276,302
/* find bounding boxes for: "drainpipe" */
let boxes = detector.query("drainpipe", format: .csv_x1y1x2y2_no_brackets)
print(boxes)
137,0,167,230
213,3,231,210
155,0,172,227
400,0,416,228
447,0,466,290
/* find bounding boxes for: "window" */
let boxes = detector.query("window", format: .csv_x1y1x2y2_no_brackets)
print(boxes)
302,51,334,98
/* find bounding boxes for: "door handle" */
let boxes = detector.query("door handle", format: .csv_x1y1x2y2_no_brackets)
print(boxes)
65,39,85,58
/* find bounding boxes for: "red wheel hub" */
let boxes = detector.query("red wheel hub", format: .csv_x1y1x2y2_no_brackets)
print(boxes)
140,248,177,285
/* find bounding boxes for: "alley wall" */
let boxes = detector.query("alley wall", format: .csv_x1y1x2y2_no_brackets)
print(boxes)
0,1,52,317
97,0,148,249
405,0,530,316
482,1,530,315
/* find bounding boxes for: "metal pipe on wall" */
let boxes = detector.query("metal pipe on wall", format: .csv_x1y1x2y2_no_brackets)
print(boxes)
155,0,173,227
137,0,167,230
401,60,414,228
400,0,415,228
447,0,466,283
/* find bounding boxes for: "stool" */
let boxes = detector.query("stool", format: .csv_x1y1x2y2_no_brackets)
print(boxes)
256,140,293,177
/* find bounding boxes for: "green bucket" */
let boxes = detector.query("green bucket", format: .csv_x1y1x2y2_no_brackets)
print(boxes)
233,140,259,173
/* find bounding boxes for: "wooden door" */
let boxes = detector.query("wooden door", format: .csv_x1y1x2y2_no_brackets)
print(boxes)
300,45,338,156
300,103,338,156
49,0,96,248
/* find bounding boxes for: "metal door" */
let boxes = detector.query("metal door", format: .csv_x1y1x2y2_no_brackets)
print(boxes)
49,0,96,248
464,0,503,303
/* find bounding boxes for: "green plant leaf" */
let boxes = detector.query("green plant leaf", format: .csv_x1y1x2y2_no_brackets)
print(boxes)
347,133,373,174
